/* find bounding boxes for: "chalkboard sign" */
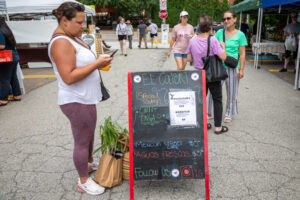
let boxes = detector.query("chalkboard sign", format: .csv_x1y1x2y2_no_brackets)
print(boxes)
128,71,209,200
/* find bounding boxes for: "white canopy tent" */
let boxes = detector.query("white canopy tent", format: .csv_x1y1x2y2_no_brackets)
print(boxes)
3,0,95,18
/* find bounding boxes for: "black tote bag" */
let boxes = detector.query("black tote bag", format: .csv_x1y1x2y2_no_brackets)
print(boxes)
202,36,228,82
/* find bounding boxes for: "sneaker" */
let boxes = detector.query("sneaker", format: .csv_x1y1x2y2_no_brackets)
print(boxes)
138,45,140,48
279,68,287,72
88,161,98,173
77,177,105,195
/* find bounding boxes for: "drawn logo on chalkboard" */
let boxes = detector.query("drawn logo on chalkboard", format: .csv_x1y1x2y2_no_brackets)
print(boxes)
171,169,180,177
191,73,199,81
180,165,194,178
134,75,142,83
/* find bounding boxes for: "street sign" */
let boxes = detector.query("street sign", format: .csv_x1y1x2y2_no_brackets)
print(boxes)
161,24,169,45
159,10,168,19
160,0,167,10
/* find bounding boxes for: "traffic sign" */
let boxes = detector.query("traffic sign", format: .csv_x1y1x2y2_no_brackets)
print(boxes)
159,10,168,19
160,0,167,10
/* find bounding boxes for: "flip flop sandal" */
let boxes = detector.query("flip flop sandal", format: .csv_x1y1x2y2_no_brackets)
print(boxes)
224,116,232,123
207,123,212,130
214,126,228,135
0,102,8,106
12,98,21,101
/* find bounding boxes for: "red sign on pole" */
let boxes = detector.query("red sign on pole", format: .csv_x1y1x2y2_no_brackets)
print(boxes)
159,10,168,19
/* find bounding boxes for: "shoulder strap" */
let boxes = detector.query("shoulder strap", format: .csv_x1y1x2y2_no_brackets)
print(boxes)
223,29,225,43
207,35,211,57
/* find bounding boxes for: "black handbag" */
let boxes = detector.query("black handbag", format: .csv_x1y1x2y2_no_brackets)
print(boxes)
223,29,239,68
99,72,110,101
202,35,228,82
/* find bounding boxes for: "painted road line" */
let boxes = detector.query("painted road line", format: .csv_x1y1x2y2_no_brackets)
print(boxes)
24,75,56,79
268,69,295,72
248,59,281,62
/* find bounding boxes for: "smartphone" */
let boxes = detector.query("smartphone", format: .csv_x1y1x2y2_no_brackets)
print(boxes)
110,49,118,57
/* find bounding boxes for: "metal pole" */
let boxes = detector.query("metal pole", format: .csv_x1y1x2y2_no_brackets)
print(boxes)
255,8,264,70
6,11,9,21
294,39,300,90
239,12,242,30
254,8,261,69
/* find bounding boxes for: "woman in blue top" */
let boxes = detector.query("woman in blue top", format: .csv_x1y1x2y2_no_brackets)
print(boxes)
0,18,21,106
215,11,248,123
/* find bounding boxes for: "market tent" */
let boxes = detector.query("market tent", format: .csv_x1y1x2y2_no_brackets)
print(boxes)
0,0,6,10
230,0,262,13
259,0,300,89
262,0,300,8
5,0,95,16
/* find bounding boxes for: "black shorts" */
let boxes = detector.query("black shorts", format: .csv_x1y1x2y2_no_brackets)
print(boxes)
118,35,126,41
285,47,298,59
150,33,158,38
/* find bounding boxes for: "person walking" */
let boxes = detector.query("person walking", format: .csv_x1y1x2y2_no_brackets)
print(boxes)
279,13,300,72
126,20,133,49
0,18,22,106
168,11,194,70
48,2,112,195
149,20,158,48
214,11,248,123
137,20,148,49
187,15,228,134
116,17,127,56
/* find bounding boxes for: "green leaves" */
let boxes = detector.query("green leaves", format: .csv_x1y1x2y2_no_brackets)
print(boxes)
93,116,129,155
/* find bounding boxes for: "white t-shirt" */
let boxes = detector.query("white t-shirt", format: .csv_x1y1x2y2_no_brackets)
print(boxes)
48,35,102,105
149,23,158,34
117,23,127,35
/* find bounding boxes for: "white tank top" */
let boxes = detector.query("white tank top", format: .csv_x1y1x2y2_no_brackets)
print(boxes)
48,35,102,105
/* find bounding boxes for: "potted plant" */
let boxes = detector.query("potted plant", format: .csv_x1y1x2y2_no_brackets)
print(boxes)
93,116,129,155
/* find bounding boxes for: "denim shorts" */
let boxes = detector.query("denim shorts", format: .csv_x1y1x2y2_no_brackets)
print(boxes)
174,53,187,58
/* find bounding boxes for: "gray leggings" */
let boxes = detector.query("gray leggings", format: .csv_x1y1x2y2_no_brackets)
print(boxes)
60,103,97,177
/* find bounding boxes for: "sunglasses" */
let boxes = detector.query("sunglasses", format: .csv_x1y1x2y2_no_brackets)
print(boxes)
292,16,298,18
223,17,232,21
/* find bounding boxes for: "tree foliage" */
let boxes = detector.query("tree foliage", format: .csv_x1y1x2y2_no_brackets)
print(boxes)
78,0,230,27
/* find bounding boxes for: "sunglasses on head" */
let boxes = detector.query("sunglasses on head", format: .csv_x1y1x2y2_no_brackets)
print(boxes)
223,17,232,21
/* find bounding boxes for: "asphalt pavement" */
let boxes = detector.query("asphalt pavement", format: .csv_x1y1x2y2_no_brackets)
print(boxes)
0,41,300,200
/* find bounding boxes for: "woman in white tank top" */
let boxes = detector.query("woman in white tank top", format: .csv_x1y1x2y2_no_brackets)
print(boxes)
49,2,112,196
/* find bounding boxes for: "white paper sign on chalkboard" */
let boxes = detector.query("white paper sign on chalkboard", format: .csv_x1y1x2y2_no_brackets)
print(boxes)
169,91,197,126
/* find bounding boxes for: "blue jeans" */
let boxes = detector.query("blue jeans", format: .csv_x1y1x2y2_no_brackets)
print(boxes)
174,53,187,58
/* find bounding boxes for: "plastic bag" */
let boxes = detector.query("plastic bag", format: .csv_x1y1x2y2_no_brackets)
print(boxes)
285,36,297,52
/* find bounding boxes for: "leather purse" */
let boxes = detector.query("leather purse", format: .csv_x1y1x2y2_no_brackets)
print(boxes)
223,29,239,68
202,36,228,82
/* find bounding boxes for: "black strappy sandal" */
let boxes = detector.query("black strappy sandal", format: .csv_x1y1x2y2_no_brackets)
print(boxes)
214,126,228,135
207,123,212,130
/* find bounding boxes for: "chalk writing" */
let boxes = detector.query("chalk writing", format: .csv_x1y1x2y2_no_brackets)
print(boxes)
134,141,162,148
135,107,166,126
161,150,190,159
135,168,159,178
134,151,159,159
136,92,162,105
141,73,155,86
158,72,189,86
188,140,201,147
192,150,203,157
163,141,183,150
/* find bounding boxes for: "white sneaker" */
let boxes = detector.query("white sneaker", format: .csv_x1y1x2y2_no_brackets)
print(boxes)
88,161,98,172
77,177,105,195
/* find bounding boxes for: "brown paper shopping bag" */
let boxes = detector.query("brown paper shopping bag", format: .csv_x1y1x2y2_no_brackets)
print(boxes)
94,153,122,188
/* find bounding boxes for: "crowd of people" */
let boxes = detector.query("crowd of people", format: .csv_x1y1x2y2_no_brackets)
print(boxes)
1,0,300,197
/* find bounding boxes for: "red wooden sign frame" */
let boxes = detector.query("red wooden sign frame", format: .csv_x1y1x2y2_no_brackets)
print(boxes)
127,71,210,200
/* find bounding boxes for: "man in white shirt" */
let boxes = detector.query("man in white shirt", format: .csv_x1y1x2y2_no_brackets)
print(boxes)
148,20,158,48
